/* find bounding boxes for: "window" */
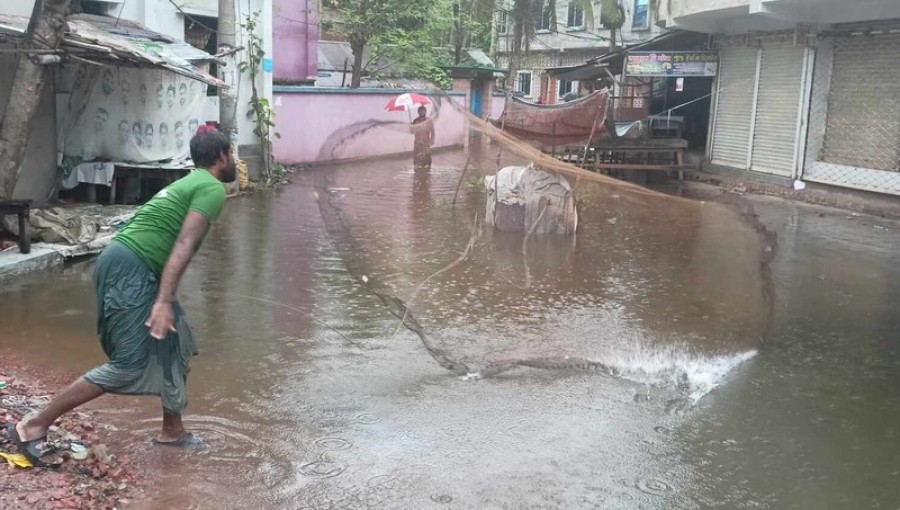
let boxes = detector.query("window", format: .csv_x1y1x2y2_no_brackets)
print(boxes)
184,16,220,96
536,2,552,31
496,10,509,34
632,0,650,29
516,71,533,97
558,79,578,101
80,0,112,15
567,1,584,29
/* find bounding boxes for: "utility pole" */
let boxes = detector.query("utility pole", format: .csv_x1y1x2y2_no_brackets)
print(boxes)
218,0,239,190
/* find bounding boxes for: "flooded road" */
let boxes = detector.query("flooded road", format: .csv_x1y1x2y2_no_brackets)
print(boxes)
1,150,899,508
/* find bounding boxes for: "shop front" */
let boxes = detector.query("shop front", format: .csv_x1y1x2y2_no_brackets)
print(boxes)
803,27,900,196
709,34,813,178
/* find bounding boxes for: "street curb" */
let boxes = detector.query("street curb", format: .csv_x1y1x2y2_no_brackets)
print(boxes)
0,245,64,283
685,169,900,220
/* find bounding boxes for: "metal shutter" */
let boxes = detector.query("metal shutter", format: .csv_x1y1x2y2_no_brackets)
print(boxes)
820,34,900,172
750,44,806,176
710,46,759,169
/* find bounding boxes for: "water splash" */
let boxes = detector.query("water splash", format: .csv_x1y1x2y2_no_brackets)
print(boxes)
597,342,758,402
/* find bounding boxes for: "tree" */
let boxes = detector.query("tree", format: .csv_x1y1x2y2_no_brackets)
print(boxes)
598,0,625,49
0,0,72,199
449,0,493,64
366,0,493,87
323,0,433,87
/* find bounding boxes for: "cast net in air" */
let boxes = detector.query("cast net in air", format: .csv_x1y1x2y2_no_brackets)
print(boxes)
306,90,776,403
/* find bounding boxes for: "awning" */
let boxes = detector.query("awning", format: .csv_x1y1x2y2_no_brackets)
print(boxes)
545,62,610,82
547,30,709,81
0,13,225,88
587,31,682,66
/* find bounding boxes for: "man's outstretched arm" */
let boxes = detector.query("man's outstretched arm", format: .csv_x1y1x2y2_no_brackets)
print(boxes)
146,211,210,339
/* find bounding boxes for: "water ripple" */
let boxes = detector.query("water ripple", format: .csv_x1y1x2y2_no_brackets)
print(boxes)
299,459,346,479
636,477,674,496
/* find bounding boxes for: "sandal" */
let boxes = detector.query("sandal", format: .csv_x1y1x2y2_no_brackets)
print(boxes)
5,423,61,469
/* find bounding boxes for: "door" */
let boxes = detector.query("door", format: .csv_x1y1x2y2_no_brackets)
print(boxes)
710,46,759,169
470,82,484,118
750,44,807,176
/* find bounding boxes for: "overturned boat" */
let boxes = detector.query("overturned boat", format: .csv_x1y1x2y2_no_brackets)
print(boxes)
492,89,610,147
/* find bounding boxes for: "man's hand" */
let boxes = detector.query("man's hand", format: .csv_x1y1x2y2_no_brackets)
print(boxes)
149,211,211,340
146,301,177,340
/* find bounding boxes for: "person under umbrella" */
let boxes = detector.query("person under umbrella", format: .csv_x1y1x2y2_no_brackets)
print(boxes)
385,93,435,172
410,105,435,172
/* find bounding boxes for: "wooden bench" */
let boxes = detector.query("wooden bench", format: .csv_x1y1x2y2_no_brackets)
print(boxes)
0,200,31,254
108,166,190,205
553,138,688,182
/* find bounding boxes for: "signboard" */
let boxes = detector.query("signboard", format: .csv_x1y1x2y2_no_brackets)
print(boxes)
625,51,719,77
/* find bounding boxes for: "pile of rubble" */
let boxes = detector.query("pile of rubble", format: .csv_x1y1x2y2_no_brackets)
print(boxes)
0,371,139,509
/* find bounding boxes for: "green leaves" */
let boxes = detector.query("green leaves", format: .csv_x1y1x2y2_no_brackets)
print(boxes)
240,11,276,177
599,0,625,29
334,0,494,87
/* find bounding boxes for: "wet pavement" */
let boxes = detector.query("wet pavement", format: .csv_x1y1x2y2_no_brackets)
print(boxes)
1,150,899,509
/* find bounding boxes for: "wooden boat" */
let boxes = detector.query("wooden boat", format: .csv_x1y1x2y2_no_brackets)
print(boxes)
493,89,610,147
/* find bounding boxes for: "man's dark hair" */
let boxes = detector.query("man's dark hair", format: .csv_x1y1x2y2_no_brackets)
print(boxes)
190,129,230,168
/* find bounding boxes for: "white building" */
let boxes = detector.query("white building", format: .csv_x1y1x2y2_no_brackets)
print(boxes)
658,0,900,196
0,0,273,201
494,0,663,103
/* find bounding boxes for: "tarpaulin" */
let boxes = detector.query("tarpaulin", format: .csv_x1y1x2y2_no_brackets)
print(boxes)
58,65,208,164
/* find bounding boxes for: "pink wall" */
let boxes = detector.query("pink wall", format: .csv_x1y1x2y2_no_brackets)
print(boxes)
273,0,318,82
273,88,468,164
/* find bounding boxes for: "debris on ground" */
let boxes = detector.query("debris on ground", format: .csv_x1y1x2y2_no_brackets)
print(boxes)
1,205,136,246
0,371,139,510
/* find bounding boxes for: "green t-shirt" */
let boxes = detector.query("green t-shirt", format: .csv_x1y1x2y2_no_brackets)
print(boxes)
115,169,226,276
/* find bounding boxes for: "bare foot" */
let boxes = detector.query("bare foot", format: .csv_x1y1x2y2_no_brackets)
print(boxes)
153,432,201,448
16,419,48,443
155,430,187,443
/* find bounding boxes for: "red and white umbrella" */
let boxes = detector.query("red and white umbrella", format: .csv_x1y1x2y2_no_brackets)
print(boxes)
385,93,432,112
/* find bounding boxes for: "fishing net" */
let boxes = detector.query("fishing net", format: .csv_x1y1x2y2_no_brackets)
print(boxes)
307,91,776,402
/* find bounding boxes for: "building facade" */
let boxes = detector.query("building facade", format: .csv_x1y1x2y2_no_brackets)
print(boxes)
0,0,275,200
273,0,318,84
659,0,900,196
493,0,663,104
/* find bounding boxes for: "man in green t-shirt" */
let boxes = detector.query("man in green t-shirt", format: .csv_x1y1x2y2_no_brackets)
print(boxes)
9,130,236,464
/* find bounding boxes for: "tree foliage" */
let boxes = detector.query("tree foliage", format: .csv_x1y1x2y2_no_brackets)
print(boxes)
599,0,625,29
238,12,277,180
324,0,431,86
325,0,493,88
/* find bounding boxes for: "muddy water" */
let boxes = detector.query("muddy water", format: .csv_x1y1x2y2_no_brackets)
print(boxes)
1,151,899,509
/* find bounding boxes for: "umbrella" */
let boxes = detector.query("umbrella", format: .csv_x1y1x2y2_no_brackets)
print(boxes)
385,93,432,114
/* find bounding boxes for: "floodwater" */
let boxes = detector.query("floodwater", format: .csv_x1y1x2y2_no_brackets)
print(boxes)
1,149,899,509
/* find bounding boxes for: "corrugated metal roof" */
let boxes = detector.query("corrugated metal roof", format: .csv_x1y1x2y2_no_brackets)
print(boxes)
318,40,356,71
0,13,224,88
0,14,28,38
467,49,496,67
316,40,429,85
316,68,440,89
